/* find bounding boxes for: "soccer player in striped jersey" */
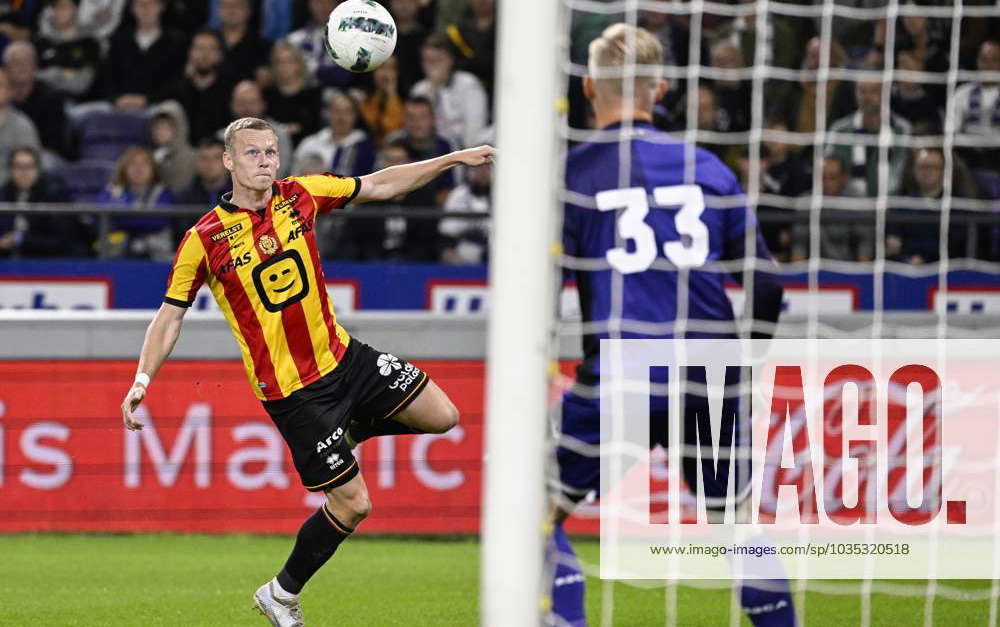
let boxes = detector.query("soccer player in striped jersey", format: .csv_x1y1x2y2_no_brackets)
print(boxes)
120,117,494,626
550,25,794,626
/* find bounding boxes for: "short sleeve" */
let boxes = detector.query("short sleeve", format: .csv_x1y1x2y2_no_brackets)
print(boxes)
164,230,208,308
290,174,361,215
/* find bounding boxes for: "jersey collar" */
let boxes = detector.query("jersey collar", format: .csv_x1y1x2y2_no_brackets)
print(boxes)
219,183,281,213
600,119,656,132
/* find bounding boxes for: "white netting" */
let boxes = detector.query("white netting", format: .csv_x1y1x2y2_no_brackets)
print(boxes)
546,0,1000,625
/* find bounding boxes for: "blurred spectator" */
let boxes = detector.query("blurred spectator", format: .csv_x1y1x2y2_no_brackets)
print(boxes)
177,136,231,206
96,144,175,259
33,0,102,99
0,68,41,183
227,79,292,177
891,48,942,134
767,37,855,147
719,0,798,71
431,0,463,34
0,0,42,44
376,138,439,262
688,85,733,163
287,0,358,88
294,151,326,176
156,30,235,144
264,40,322,144
0,145,91,258
76,0,126,40
757,122,810,260
385,96,455,204
762,123,810,197
872,4,949,80
3,41,68,158
953,40,1000,171
293,90,377,178
205,0,295,43
638,10,676,67
791,154,874,263
410,36,487,148
360,55,404,143
440,135,491,264
887,147,981,263
390,0,428,96
215,0,271,83
258,0,295,42
106,0,187,111
827,70,912,196
440,0,495,104
148,101,195,195
160,1,209,35
326,142,411,261
709,41,750,133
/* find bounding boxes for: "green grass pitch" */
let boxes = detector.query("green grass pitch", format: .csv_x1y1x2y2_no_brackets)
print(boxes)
0,534,994,625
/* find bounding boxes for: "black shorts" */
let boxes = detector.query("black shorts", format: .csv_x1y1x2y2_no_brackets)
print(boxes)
262,338,430,492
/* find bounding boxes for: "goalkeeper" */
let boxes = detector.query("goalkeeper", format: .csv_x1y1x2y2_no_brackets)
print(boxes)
550,24,792,626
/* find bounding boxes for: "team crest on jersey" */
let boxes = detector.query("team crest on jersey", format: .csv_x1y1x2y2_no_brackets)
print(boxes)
377,353,402,376
258,234,278,255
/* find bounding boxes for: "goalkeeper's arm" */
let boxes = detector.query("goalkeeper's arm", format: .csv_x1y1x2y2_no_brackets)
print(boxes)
727,230,784,340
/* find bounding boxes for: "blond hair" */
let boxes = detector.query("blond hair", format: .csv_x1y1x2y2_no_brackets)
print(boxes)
587,23,663,96
223,117,276,153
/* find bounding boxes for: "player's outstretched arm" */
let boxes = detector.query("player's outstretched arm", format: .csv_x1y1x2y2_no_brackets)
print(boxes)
354,145,495,203
121,302,187,431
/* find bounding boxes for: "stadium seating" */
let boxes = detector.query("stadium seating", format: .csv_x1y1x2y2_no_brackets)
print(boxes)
76,111,150,162
57,160,114,202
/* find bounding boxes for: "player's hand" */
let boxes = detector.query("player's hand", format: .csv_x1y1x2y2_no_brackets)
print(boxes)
455,145,495,167
122,383,147,431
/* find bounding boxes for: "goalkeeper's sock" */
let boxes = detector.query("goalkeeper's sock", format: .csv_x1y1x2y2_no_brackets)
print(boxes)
740,579,796,626
549,521,586,627
736,536,796,626
276,504,354,594
347,418,420,447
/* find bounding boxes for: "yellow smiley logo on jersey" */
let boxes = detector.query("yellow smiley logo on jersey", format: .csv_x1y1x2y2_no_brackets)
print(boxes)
252,249,310,312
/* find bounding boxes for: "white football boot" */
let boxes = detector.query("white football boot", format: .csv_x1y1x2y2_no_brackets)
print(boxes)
253,579,305,627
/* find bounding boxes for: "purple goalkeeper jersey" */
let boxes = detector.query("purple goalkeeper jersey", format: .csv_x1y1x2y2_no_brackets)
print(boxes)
563,121,774,381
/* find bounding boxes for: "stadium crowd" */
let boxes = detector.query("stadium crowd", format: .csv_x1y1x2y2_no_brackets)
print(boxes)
0,0,996,265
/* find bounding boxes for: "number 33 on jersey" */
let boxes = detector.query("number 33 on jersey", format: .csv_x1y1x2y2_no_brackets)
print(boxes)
562,121,775,338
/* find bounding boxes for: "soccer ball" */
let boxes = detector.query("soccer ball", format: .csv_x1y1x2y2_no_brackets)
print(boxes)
324,0,397,73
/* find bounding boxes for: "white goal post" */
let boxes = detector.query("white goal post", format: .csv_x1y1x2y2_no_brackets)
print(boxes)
480,0,564,625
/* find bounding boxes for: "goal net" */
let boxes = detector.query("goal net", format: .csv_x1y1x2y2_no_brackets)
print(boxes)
485,0,1000,625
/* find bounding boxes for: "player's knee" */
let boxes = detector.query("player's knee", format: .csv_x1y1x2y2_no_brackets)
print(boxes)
432,398,459,434
347,491,372,521
333,493,371,527
326,484,372,525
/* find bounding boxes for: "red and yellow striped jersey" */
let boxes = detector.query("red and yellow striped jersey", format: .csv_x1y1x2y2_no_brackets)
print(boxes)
165,174,360,400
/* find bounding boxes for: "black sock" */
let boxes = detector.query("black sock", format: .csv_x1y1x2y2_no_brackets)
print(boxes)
276,504,354,594
349,418,420,446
